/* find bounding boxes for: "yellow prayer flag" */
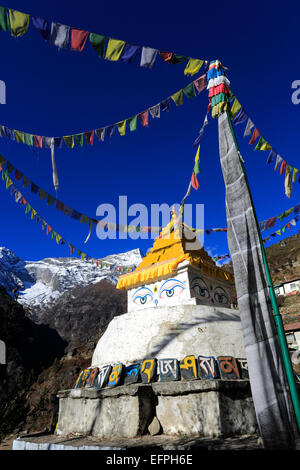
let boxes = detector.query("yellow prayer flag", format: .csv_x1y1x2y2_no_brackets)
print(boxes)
275,230,281,236
56,234,62,244
117,120,127,136
14,130,25,144
184,58,204,76
5,176,12,189
260,142,272,151
105,38,126,61
9,9,29,37
231,98,242,118
171,89,183,106
292,168,299,183
31,209,37,220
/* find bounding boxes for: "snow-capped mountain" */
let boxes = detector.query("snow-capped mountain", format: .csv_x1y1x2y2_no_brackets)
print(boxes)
0,246,142,311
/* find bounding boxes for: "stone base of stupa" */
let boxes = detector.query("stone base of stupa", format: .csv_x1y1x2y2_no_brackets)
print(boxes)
55,304,258,440
56,380,257,439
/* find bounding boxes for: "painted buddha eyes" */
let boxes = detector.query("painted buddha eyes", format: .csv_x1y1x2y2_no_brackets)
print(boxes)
132,287,153,305
191,277,210,299
214,286,229,304
159,279,185,299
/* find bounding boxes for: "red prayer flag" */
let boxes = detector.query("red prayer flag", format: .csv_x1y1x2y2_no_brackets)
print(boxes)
56,200,64,212
208,83,230,98
249,128,260,145
33,135,43,148
70,28,89,52
85,130,94,145
191,171,200,190
286,223,291,229
280,161,287,175
15,169,23,181
20,196,27,205
139,110,149,127
193,74,207,94
159,51,173,63
69,245,75,255
46,224,52,235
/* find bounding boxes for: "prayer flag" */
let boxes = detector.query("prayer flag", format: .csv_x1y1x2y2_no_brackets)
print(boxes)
292,168,299,183
149,104,160,119
63,135,74,148
14,130,25,144
184,58,204,76
267,150,276,164
139,110,149,127
9,9,29,37
95,128,105,141
274,155,283,171
249,128,260,145
230,98,242,117
70,28,89,52
120,43,140,63
170,54,187,64
117,120,126,136
194,145,200,175
243,118,254,137
280,160,287,175
89,33,106,57
159,51,173,63
128,116,137,131
34,135,43,148
105,38,126,61
183,83,197,99
74,134,83,147
50,22,70,48
140,47,158,68
160,98,170,112
171,89,183,106
193,74,207,94
84,130,94,145
106,125,115,138
31,16,50,40
191,171,199,190
0,7,9,31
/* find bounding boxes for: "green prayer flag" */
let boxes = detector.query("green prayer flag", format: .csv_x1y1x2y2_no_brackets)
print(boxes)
51,230,57,240
171,89,183,106
80,214,89,224
254,136,268,151
47,194,56,206
170,54,187,64
39,189,47,200
6,162,14,174
74,133,83,147
211,93,228,107
24,133,33,146
89,33,107,57
0,7,9,31
128,116,137,132
25,203,31,214
183,82,197,99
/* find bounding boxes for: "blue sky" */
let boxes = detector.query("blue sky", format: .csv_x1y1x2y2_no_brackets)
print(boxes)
0,0,299,263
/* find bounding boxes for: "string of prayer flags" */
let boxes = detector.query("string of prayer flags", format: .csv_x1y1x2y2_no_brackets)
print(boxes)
0,5,208,73
229,96,300,198
0,165,137,272
0,76,204,150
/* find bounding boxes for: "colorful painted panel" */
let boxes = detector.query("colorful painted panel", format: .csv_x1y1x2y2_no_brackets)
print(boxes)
158,358,180,382
198,355,218,379
180,355,199,380
108,363,123,387
140,358,157,383
217,356,240,380
85,367,99,388
94,365,112,389
123,363,140,385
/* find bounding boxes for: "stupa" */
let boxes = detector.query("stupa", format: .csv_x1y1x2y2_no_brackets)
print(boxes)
55,212,257,441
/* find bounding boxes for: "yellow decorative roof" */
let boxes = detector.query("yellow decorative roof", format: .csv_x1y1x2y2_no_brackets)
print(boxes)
117,217,234,290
